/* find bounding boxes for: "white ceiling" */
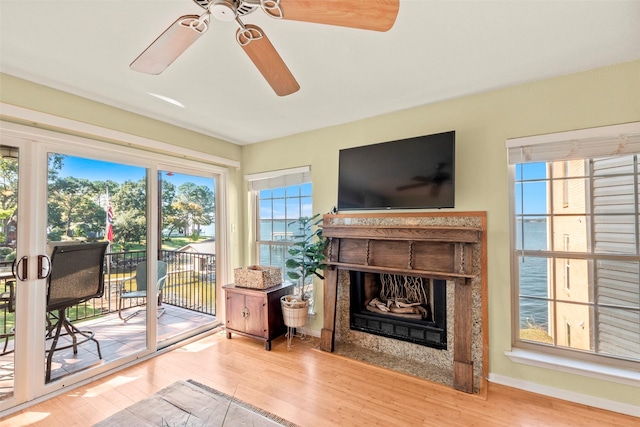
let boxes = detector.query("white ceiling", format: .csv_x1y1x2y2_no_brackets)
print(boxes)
1,1,639,145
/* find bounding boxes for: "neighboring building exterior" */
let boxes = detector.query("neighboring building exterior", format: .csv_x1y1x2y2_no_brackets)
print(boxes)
550,157,640,357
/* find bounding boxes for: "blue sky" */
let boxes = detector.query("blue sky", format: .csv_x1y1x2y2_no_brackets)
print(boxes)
57,156,144,183
56,155,214,188
515,162,547,215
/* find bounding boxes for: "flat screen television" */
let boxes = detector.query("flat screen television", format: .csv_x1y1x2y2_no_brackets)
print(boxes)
337,131,455,210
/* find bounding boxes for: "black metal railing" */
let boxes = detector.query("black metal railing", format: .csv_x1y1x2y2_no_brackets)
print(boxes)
103,249,217,320
0,250,216,332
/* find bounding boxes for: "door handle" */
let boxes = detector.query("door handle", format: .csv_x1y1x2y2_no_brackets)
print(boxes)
38,255,51,279
13,256,28,281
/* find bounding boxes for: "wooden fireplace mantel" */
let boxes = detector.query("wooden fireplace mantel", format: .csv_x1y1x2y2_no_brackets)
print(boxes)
320,219,483,393
321,224,481,280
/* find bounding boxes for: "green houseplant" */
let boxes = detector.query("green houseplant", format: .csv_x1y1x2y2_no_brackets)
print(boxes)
281,214,329,329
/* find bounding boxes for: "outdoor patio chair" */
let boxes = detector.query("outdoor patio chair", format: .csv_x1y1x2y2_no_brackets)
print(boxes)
45,241,109,383
0,279,15,356
118,260,168,322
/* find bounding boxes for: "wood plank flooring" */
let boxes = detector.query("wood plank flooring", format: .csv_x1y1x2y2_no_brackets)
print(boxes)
1,331,637,426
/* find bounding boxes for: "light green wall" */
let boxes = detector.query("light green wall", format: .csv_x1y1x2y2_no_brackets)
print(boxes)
0,72,244,271
0,74,241,161
241,60,640,408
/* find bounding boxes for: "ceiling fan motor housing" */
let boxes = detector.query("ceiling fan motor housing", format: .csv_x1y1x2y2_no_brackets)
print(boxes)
210,0,237,21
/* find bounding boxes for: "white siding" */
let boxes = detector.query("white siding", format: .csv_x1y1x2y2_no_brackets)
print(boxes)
592,157,640,358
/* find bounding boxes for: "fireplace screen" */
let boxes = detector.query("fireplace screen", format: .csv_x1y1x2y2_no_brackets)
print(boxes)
349,271,447,349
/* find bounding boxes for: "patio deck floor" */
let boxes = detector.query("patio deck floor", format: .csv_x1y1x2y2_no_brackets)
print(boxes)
0,304,217,399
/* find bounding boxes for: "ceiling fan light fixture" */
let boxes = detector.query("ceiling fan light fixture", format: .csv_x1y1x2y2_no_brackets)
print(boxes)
210,0,238,21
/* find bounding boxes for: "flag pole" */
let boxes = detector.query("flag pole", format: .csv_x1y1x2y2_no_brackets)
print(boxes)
106,187,113,276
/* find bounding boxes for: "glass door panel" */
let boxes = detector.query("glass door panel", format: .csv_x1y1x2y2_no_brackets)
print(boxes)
157,169,217,345
45,153,150,383
0,145,18,402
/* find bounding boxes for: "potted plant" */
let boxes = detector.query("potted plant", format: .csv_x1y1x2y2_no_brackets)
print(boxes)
281,214,329,329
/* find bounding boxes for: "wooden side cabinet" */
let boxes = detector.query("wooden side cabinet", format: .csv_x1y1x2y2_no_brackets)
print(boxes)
223,283,295,350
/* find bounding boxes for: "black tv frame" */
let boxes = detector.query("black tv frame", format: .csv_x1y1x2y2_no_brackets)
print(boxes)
337,131,455,211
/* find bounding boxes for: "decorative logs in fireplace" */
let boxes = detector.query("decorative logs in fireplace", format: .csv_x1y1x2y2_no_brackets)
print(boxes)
350,271,447,349
320,221,482,393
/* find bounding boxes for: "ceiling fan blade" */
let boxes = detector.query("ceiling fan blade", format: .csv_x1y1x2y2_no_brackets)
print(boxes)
131,15,207,75
265,0,399,32
237,24,300,96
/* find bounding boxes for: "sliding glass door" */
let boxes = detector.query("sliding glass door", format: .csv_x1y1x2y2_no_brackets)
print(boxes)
157,167,218,346
0,142,21,405
0,123,224,412
45,153,151,384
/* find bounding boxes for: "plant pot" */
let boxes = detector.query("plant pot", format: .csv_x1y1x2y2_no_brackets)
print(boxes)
280,295,309,328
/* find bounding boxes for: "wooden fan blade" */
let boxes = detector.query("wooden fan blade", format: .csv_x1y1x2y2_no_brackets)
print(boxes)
237,24,300,96
268,0,399,32
131,15,206,75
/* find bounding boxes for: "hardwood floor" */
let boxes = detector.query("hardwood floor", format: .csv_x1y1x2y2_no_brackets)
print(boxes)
0,330,637,426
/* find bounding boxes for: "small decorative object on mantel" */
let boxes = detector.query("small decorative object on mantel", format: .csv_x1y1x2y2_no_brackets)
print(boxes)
234,266,281,289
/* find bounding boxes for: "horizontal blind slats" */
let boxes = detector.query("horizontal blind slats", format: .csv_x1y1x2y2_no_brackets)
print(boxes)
246,166,311,191
508,133,640,164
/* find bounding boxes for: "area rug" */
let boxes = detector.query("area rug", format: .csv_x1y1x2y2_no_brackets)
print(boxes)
93,379,300,427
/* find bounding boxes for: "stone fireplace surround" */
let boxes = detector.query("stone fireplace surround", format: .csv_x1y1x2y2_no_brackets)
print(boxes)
319,212,487,394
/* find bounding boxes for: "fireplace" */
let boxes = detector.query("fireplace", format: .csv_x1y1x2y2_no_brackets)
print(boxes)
349,271,447,349
319,213,486,394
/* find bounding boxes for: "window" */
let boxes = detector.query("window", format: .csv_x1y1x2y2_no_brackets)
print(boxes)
562,160,569,208
508,123,640,366
246,167,312,281
563,235,570,292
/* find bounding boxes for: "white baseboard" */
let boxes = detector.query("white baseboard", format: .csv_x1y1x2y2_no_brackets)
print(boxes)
488,373,640,418
505,348,640,388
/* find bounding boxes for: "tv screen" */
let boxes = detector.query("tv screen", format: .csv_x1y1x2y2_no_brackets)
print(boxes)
337,131,455,210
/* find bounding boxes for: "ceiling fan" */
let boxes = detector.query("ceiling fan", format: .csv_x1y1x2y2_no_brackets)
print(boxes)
130,0,400,96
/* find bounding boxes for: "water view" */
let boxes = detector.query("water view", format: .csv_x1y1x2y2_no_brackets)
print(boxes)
517,219,549,329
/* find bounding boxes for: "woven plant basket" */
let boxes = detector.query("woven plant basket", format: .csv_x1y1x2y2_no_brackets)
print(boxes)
280,295,309,328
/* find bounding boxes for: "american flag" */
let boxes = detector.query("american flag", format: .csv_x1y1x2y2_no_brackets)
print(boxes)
106,192,114,242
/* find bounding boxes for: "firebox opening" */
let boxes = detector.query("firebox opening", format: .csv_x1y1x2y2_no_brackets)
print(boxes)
349,271,447,349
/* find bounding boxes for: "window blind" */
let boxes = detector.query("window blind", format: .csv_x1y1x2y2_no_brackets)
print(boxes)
245,166,311,191
506,122,640,164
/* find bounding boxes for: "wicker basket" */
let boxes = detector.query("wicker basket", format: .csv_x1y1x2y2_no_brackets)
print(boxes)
281,295,309,328
233,266,281,289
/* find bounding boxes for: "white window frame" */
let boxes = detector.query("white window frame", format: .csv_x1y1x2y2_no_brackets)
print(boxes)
506,122,640,387
245,166,312,279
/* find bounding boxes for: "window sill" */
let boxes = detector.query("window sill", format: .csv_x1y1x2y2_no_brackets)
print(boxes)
505,348,640,388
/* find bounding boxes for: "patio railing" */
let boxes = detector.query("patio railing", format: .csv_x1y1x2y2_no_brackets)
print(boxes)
0,249,216,335
104,249,217,320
